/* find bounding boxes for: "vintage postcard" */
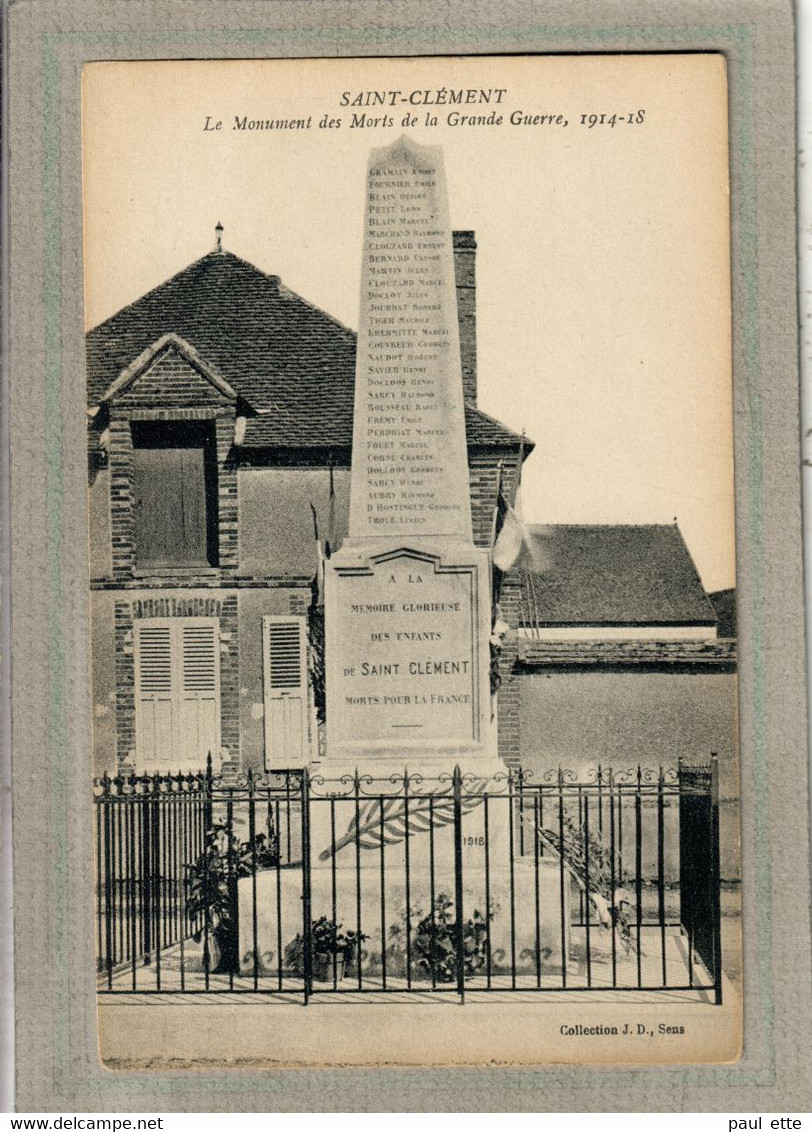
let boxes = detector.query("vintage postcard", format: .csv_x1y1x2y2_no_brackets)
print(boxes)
9,0,812,1111
80,52,743,1069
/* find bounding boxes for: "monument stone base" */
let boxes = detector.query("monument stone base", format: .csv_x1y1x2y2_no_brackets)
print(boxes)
238,857,570,981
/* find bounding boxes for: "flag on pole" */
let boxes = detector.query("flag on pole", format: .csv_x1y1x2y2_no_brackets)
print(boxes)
490,436,532,704
492,434,530,573
492,491,527,571
325,459,336,558
310,500,325,606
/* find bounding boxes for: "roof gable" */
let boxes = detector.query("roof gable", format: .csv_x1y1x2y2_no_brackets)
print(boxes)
518,524,717,626
101,334,237,407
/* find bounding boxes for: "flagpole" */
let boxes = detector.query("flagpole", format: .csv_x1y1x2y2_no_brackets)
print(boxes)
515,429,526,512
489,460,504,548
309,500,325,606
326,456,336,558
309,500,319,543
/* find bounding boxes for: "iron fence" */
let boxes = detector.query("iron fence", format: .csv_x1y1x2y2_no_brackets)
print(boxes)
94,757,722,1002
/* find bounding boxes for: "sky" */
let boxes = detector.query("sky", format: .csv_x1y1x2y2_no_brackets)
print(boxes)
82,54,735,591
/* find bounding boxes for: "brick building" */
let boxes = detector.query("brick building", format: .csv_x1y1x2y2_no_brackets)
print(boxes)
87,233,526,776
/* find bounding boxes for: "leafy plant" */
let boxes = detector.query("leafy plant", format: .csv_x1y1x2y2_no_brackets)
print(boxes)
411,894,495,983
311,916,366,958
185,820,279,974
284,918,368,978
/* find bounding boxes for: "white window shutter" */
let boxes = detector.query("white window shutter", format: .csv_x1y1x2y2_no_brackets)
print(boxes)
134,617,220,772
263,615,309,768
134,622,174,769
179,620,221,771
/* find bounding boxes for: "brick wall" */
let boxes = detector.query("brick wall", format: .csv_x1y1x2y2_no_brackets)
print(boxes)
113,600,135,763
289,589,310,617
216,417,239,570
495,577,523,768
114,346,227,408
219,595,240,757
109,416,135,576
469,446,521,547
517,638,737,668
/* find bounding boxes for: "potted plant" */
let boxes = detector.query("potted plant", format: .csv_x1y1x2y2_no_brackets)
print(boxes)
311,916,347,982
284,918,367,982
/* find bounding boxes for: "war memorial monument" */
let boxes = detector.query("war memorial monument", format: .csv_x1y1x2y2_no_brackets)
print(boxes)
239,137,565,980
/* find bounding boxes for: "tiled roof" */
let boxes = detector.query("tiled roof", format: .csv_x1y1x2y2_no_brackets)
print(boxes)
517,524,717,626
517,638,736,667
86,250,525,450
86,251,357,413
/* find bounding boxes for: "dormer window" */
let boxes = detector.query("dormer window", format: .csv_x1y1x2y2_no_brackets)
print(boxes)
131,421,219,569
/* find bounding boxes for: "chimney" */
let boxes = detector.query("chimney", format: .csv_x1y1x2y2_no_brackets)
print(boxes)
453,231,477,404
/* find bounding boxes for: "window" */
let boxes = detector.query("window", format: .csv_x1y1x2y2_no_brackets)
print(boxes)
131,421,218,568
134,617,221,771
263,616,309,768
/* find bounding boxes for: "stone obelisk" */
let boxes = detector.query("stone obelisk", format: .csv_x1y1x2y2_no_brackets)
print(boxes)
325,136,501,775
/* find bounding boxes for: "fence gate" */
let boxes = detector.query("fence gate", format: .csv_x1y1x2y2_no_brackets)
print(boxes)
678,756,723,1004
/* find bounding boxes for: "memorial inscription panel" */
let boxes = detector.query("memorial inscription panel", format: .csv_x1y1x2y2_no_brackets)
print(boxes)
349,136,472,542
328,553,479,746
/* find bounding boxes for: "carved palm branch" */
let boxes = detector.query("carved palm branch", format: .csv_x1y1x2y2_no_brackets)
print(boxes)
319,783,488,861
